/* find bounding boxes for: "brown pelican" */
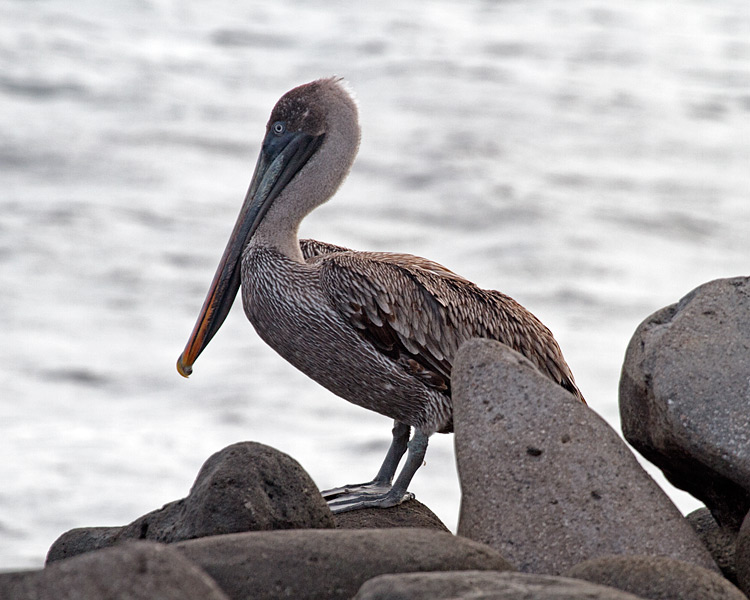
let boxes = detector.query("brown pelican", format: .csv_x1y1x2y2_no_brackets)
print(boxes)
177,77,584,512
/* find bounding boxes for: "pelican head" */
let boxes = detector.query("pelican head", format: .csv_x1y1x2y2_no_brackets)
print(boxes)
177,78,360,377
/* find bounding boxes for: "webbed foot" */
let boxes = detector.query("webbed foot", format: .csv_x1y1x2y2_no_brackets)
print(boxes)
322,482,414,513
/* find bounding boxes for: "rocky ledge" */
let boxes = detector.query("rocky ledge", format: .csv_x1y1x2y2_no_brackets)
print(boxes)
3,276,750,599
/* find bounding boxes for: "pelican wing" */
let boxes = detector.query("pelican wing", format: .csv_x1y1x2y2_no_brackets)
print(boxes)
300,238,352,258
304,241,583,403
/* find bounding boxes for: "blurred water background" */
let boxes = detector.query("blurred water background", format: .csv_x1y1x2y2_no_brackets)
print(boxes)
2,0,749,569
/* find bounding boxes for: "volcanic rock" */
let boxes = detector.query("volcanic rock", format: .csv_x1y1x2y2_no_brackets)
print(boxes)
1,541,228,600
174,528,513,600
619,277,750,530
453,338,717,575
566,554,745,600
333,499,449,531
734,508,750,594
686,507,739,584
47,441,333,563
353,570,645,600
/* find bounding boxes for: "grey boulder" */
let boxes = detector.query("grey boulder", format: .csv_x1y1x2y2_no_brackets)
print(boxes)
453,338,717,575
734,508,750,594
174,528,514,600
47,441,333,563
0,541,229,600
619,277,750,529
353,570,645,600
566,554,746,600
333,499,449,531
686,507,739,584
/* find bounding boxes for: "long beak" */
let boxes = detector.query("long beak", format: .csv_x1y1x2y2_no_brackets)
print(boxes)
177,129,324,377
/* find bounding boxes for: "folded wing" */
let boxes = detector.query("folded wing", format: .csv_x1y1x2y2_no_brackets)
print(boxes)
300,239,584,409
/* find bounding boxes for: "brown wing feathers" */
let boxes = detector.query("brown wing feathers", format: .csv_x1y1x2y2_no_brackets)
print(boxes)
300,239,584,404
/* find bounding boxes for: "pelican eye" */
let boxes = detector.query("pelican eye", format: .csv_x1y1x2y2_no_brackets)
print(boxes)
272,121,286,135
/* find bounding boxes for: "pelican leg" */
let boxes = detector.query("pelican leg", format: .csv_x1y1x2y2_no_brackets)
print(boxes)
373,421,411,484
321,421,410,500
324,429,429,514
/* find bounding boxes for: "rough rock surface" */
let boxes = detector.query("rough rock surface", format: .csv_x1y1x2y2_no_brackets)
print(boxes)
735,509,750,594
47,442,333,563
619,277,750,530
175,528,514,600
1,541,229,600
686,507,739,584
333,499,449,531
353,570,645,600
566,554,746,600
44,527,121,563
453,338,717,575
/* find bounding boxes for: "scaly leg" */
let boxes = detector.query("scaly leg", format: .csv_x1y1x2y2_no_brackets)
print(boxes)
321,421,410,500
373,421,411,484
324,428,429,514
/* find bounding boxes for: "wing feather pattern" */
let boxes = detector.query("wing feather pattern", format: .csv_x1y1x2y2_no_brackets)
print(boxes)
300,239,584,418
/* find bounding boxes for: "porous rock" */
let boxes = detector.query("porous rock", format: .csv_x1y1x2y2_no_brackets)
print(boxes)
353,570,645,600
619,277,750,530
735,508,750,594
45,526,121,562
453,338,717,575
47,441,333,563
686,507,738,584
0,541,229,600
333,498,449,531
566,554,746,600
174,528,514,600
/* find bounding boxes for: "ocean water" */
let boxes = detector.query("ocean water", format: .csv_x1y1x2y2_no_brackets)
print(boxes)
2,0,749,569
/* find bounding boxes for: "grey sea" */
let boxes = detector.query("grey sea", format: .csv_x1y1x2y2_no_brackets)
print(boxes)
2,0,749,569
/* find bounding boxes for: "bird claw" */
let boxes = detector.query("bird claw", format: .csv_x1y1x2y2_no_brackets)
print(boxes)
321,482,414,514
320,481,392,500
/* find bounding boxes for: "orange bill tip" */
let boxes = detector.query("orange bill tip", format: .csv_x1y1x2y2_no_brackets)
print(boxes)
176,354,193,378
